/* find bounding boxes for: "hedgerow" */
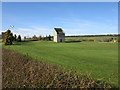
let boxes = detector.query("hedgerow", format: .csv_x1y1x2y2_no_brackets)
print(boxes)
2,48,113,89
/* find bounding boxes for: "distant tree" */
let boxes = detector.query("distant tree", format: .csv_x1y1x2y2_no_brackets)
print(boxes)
44,35,49,41
32,35,38,41
24,36,26,40
10,33,15,42
38,35,42,40
44,35,52,41
32,35,36,39
17,35,21,42
3,30,13,45
14,34,17,41
48,35,51,41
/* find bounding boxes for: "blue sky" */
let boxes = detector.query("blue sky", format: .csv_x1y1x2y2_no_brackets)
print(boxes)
2,2,118,37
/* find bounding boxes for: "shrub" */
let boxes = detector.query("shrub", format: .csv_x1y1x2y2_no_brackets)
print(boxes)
102,39,110,42
87,39,94,42
94,39,102,42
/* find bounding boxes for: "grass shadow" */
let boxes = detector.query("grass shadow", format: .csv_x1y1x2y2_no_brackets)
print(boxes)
65,41,82,43
12,41,24,45
12,43,22,45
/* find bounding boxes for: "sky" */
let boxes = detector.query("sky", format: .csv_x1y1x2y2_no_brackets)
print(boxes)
2,2,118,38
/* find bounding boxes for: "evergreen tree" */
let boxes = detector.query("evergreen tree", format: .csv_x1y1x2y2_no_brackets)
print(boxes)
44,35,51,41
3,30,13,45
38,35,42,40
10,33,14,41
48,35,51,41
45,35,49,41
24,36,26,40
14,34,17,41
17,35,21,42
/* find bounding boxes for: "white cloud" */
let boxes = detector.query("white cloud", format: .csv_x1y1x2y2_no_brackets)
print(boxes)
11,26,53,38
64,28,86,35
17,28,32,31
9,25,87,38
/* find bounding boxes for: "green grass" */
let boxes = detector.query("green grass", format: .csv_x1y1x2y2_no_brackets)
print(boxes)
3,41,118,86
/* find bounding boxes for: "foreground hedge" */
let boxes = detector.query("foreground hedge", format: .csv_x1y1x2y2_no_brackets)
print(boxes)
2,48,113,89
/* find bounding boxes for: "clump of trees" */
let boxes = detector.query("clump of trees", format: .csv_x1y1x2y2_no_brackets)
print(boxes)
44,35,52,41
24,35,53,41
2,29,53,45
32,35,38,41
3,30,22,45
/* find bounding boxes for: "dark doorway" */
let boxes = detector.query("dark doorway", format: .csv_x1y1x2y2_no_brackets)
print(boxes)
60,39,62,42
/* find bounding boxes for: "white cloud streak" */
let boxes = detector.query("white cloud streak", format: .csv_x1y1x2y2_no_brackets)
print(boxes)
9,26,87,38
11,26,53,38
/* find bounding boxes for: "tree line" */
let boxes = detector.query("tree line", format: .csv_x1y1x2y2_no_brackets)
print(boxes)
2,30,21,45
2,29,53,45
24,35,53,41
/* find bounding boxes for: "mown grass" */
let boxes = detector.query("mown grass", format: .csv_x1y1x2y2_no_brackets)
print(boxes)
3,41,118,86
2,48,114,88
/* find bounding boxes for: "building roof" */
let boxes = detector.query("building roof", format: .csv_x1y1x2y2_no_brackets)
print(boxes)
54,28,65,34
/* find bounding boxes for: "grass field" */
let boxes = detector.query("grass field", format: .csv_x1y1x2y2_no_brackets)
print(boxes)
3,41,118,86
65,36,118,40
65,36,118,42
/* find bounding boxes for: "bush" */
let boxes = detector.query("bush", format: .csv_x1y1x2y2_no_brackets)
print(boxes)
94,39,102,42
102,39,110,42
87,39,94,42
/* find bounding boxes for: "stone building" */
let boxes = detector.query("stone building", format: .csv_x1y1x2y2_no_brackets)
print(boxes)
53,28,65,42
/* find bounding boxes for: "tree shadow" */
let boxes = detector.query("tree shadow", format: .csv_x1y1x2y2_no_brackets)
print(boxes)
12,41,25,45
65,41,82,43
12,43,22,45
